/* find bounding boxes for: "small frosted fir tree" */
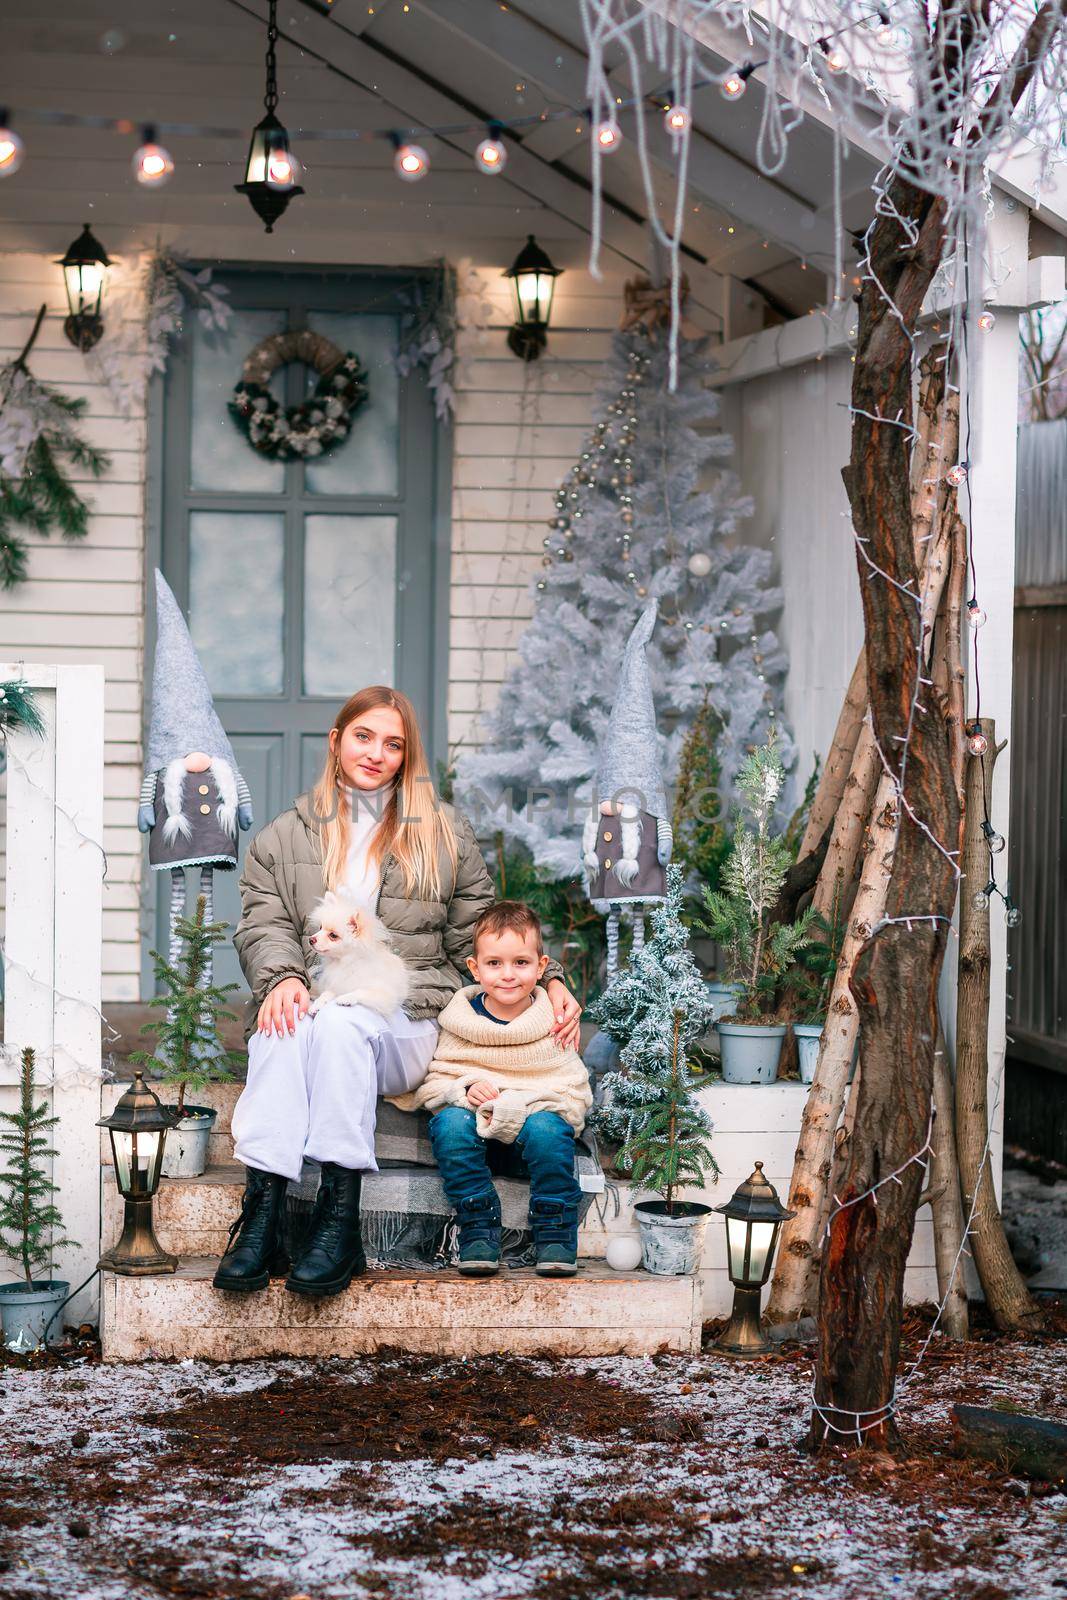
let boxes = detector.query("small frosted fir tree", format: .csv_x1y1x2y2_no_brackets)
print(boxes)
456,307,791,879
134,896,242,1114
697,738,817,1023
0,1048,70,1286
589,866,719,1209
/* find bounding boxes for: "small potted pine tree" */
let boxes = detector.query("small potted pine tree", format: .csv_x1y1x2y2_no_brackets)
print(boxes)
0,1047,72,1351
590,866,720,1274
134,896,243,1178
697,738,817,1084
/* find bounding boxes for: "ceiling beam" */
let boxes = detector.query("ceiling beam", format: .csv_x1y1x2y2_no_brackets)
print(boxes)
415,0,838,270
232,0,726,324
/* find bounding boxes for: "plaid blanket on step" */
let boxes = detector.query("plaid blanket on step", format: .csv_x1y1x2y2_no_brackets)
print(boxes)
286,1099,610,1268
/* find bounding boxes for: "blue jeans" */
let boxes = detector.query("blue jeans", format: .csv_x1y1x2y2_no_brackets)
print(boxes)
428,1106,581,1252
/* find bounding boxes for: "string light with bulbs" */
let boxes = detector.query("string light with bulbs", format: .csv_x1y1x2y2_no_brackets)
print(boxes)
133,125,174,187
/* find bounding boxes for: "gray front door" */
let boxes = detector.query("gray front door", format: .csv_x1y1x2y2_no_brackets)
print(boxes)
149,268,446,993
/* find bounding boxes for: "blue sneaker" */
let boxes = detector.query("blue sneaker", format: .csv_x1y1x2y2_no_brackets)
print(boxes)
454,1190,501,1276
535,1242,578,1277
458,1239,501,1276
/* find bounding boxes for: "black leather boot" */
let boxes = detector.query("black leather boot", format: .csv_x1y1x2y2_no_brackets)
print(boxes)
285,1163,366,1297
212,1168,290,1293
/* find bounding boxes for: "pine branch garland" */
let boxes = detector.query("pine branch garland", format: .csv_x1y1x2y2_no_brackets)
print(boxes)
0,330,110,590
0,678,46,739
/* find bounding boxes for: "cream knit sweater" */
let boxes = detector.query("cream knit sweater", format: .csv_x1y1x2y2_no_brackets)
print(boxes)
387,984,592,1143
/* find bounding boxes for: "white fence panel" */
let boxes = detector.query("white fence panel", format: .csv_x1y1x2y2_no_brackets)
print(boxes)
1,663,105,1326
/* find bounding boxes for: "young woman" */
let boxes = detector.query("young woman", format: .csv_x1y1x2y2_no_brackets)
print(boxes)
214,685,582,1297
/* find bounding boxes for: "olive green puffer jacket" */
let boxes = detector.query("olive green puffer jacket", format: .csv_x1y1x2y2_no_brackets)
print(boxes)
233,792,565,1039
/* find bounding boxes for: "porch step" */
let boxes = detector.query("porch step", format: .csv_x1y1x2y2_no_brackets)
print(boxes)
101,1257,703,1361
102,1162,249,1258
102,1160,636,1262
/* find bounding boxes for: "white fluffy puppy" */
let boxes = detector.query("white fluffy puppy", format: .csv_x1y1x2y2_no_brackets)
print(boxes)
308,889,410,1018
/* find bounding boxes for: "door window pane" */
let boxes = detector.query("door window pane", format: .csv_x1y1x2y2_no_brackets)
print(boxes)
190,309,286,493
189,512,285,695
303,514,397,695
304,314,399,498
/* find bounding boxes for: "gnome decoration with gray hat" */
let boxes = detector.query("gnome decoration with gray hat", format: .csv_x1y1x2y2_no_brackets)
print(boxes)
138,570,254,974
583,599,672,978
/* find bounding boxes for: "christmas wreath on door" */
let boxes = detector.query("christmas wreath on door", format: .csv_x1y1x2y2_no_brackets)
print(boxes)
228,329,368,461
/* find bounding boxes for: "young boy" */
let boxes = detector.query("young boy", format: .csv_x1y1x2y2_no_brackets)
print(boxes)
388,901,591,1277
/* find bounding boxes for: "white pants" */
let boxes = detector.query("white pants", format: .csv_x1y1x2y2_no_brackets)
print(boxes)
231,1004,438,1181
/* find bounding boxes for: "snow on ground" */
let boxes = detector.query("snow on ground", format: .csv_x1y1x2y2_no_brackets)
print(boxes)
0,1326,1064,1600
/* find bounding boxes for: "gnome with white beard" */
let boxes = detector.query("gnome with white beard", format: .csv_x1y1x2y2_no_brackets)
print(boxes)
138,570,254,974
583,600,672,977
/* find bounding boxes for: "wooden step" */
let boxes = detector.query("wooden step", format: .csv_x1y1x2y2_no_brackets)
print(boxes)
101,1257,704,1361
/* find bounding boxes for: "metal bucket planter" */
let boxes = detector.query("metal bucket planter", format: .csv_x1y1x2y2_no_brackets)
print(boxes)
705,981,742,1055
718,1022,787,1085
634,1201,711,1276
160,1105,217,1179
0,1280,70,1351
793,1022,857,1085
794,1022,823,1084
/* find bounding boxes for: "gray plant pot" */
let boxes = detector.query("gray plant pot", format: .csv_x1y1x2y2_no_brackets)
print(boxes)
160,1104,217,1179
705,981,743,1056
793,1022,858,1086
634,1200,711,1276
794,1022,824,1084
0,1279,70,1351
718,1021,787,1085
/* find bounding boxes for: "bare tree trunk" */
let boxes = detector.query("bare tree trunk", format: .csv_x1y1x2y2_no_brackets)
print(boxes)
768,344,954,1331
808,2,1061,1451
929,1027,969,1340
955,720,1044,1331
766,771,899,1326
799,650,867,859
810,176,961,1451
811,722,880,923
936,510,968,811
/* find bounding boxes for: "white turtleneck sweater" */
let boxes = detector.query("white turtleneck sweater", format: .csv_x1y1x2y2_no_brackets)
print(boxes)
344,780,395,905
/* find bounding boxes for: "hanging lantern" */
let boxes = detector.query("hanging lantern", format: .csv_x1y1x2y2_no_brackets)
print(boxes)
235,0,304,232
504,234,562,362
713,1162,794,1357
56,224,112,352
97,1072,179,1276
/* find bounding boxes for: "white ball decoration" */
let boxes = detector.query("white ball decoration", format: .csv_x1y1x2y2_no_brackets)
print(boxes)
688,552,713,577
605,1235,643,1272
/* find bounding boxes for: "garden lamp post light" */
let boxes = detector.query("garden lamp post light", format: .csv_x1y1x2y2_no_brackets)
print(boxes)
504,235,562,361
57,224,111,351
97,1072,178,1276
714,1162,794,1356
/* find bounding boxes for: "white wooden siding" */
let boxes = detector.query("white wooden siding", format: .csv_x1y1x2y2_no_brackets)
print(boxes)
447,274,729,753
721,351,864,797
0,253,147,1004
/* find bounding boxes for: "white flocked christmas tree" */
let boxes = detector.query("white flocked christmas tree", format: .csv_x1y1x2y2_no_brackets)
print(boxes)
456,307,793,880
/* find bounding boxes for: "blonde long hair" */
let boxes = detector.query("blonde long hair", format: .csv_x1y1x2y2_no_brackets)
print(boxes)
311,686,458,900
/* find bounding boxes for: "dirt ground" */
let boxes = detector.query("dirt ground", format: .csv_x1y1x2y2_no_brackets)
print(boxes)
0,1304,1064,1600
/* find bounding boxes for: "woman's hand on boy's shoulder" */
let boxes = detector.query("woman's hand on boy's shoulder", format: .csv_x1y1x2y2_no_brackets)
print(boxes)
545,978,582,1051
